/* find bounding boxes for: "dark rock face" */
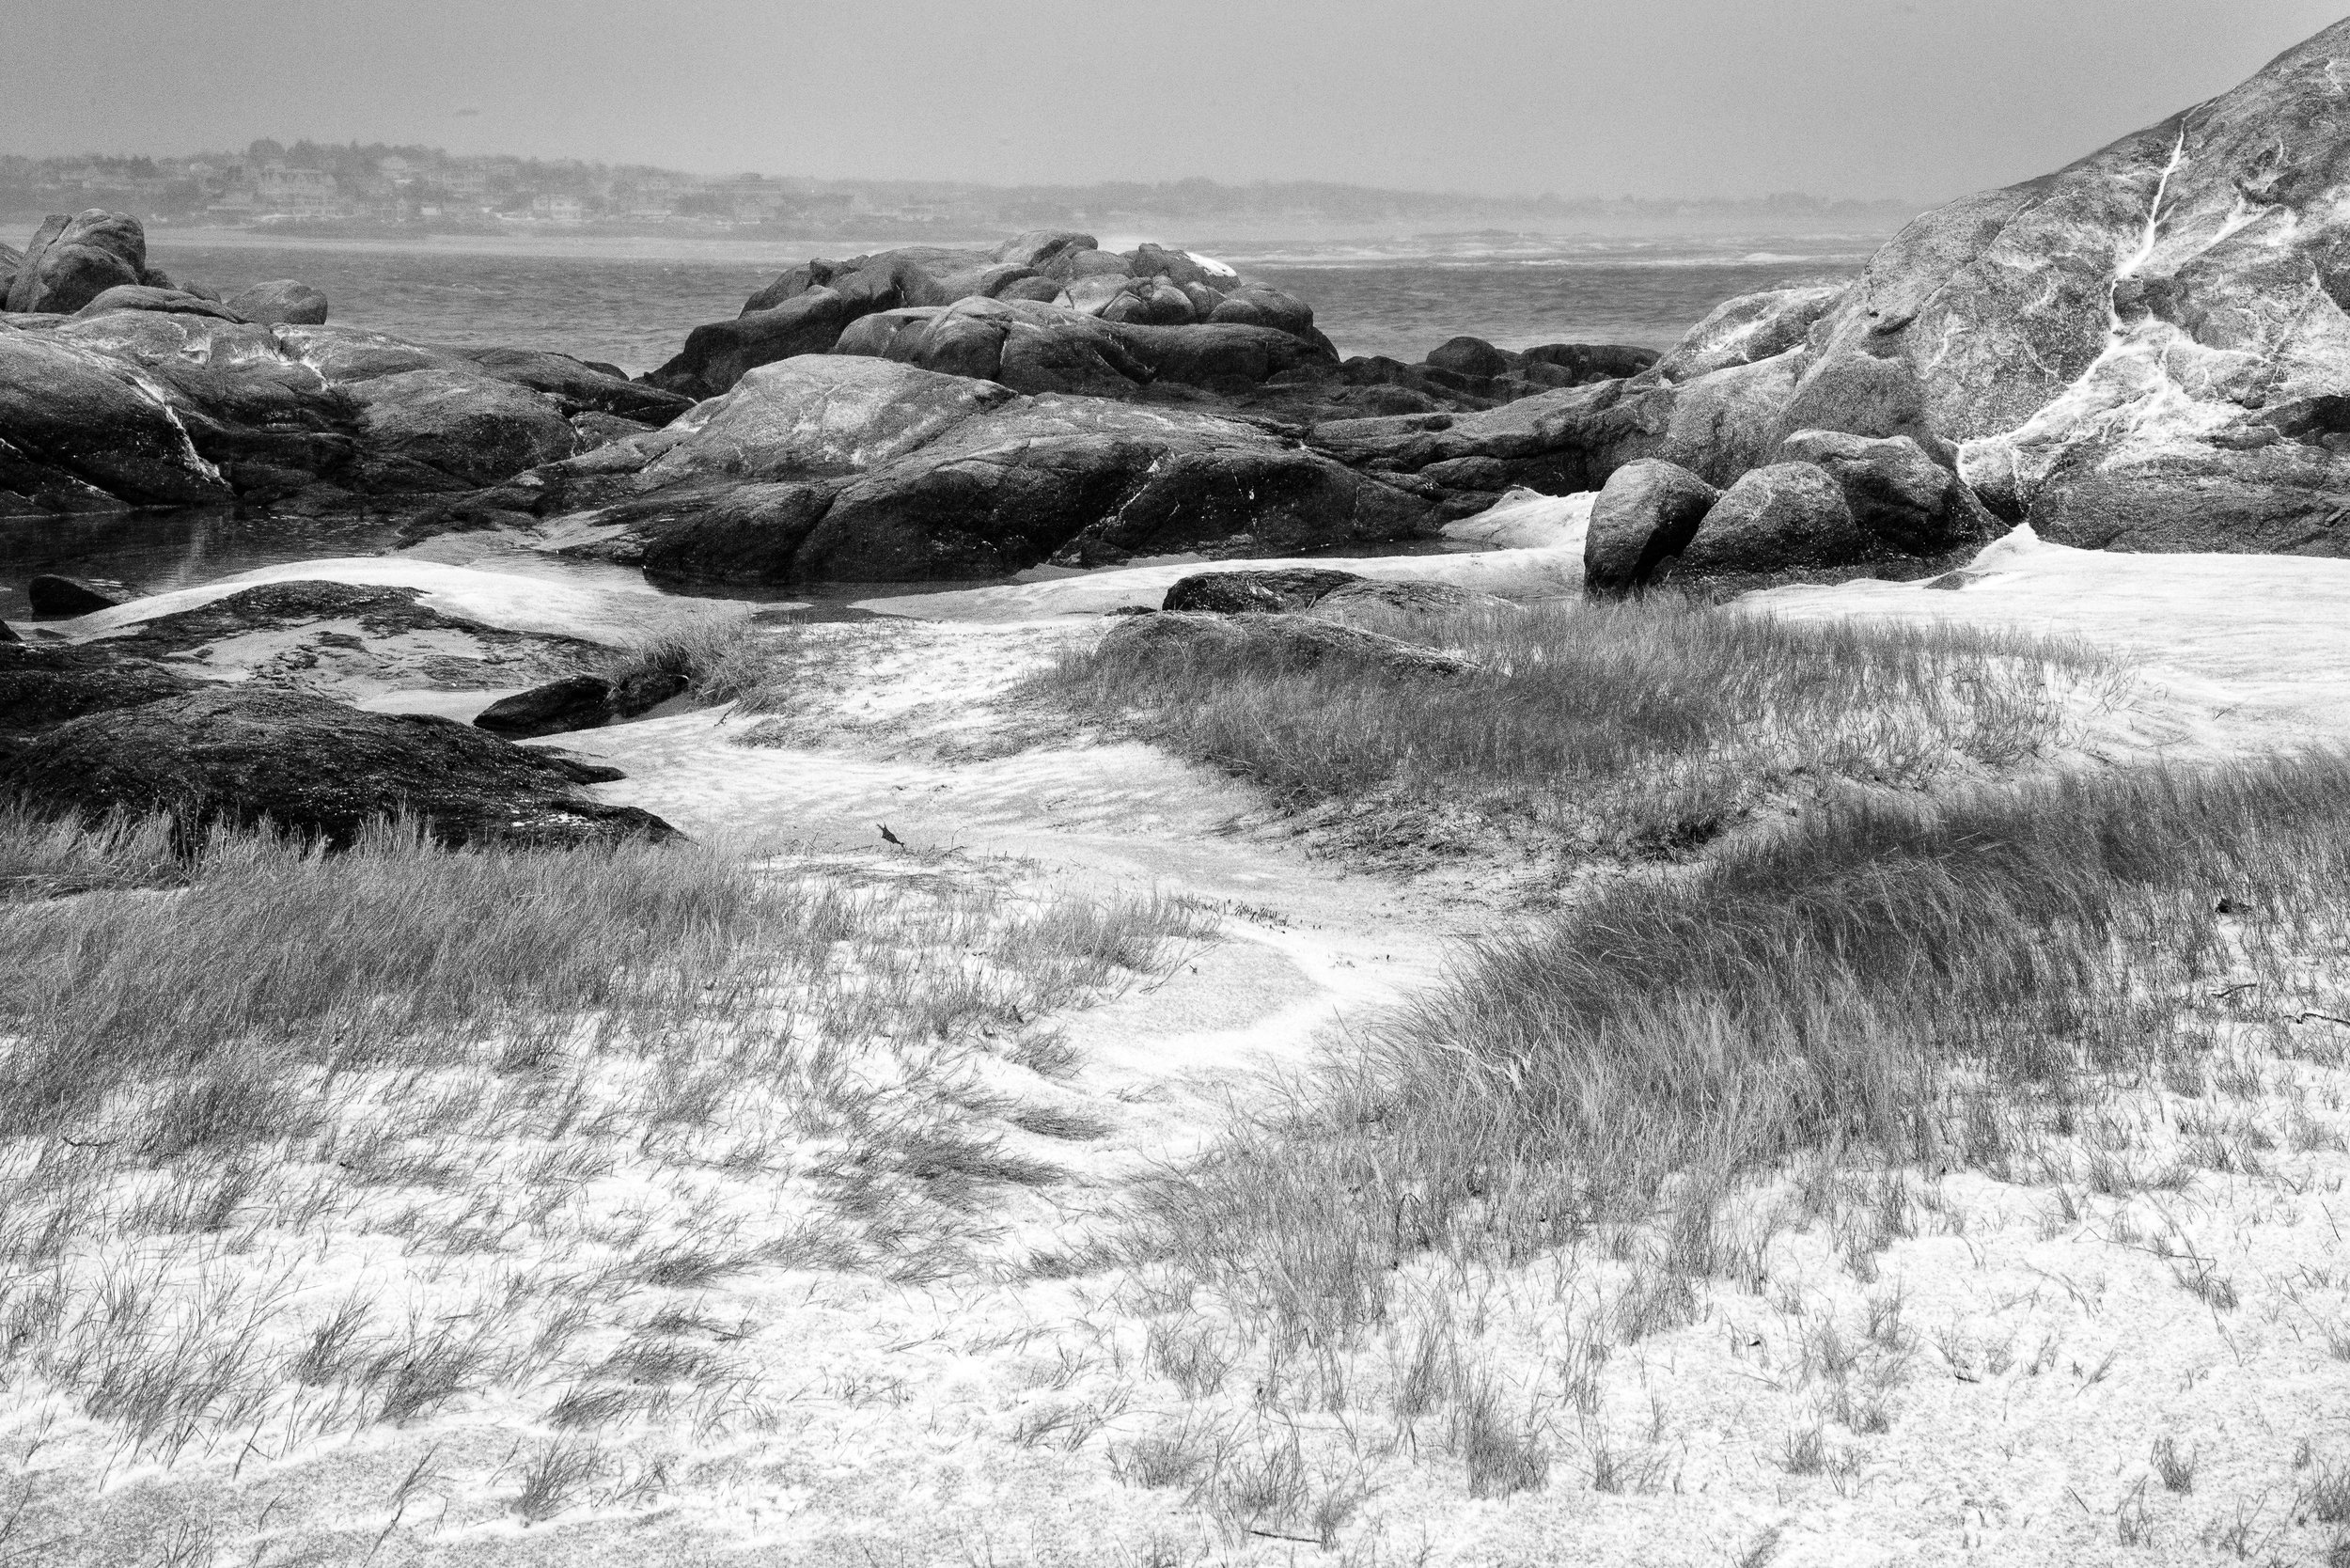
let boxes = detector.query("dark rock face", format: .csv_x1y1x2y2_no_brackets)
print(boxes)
225,278,329,325
1099,611,1476,680
1679,463,1866,578
1425,337,1516,380
473,674,618,738
27,574,129,615
1162,568,1369,614
0,686,671,849
5,210,146,314
0,641,200,747
650,287,878,400
548,357,1445,584
473,668,688,739
0,328,237,510
1776,430,1995,555
346,368,580,490
1583,460,1721,594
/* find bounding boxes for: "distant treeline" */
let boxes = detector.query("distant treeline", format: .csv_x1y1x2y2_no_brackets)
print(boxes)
0,140,1923,237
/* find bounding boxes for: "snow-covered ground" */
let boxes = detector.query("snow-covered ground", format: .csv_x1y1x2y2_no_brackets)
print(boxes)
14,519,2350,1564
1754,526,2350,748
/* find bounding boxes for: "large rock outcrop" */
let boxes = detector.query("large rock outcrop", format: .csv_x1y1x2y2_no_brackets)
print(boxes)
4,210,148,315
1852,19,2350,552
0,686,670,849
0,237,693,517
525,356,1446,583
1308,19,2350,559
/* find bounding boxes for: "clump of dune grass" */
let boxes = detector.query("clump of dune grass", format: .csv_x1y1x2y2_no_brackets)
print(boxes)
1139,752,2350,1341
601,614,806,712
1030,597,2121,855
0,805,1214,1497
0,808,1209,1146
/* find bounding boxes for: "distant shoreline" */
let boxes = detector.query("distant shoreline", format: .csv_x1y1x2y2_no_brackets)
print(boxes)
102,224,1892,272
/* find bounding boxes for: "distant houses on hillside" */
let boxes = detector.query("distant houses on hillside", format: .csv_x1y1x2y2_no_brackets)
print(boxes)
0,141,1926,240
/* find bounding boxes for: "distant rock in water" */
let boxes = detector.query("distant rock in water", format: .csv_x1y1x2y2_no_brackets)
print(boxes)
0,685,672,850
646,232,1660,438
649,233,1329,402
226,278,330,325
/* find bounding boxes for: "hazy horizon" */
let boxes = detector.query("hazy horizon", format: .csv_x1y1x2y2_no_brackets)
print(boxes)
14,1,2350,206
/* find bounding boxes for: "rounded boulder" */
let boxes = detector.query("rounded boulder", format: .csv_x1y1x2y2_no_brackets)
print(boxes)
1775,429,1982,555
1583,460,1720,594
226,278,330,325
1163,567,1369,614
1679,463,1867,578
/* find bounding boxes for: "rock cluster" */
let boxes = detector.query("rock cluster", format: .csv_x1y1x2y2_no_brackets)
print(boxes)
0,212,695,518
1,209,325,326
0,574,673,847
1582,432,1996,593
648,232,1330,400
0,685,670,849
1324,19,2350,562
505,356,1447,582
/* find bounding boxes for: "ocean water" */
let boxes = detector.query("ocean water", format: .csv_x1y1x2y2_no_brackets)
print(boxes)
11,232,1875,617
143,231,1873,376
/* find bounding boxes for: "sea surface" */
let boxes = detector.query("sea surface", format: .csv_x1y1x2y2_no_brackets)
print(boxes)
10,231,1879,618
142,230,1876,375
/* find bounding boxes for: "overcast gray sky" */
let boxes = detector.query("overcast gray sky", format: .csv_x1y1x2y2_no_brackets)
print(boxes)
12,2,2347,200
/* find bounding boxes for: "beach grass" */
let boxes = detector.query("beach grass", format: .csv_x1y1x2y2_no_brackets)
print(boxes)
1026,596,2125,857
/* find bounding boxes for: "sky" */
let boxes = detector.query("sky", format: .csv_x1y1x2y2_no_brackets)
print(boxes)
10,1,2349,202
